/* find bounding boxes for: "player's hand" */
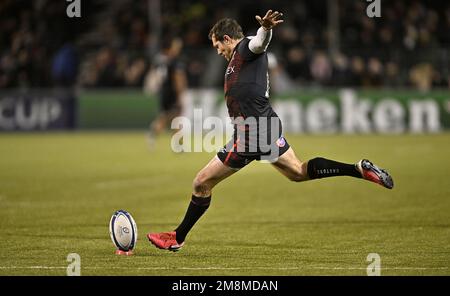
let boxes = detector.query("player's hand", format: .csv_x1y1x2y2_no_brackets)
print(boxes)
255,10,284,31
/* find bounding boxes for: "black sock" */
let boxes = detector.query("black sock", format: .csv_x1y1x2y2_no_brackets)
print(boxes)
174,195,211,244
307,157,362,179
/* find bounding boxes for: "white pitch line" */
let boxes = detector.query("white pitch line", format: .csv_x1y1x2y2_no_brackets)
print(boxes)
0,266,448,271
312,266,449,270
0,266,67,270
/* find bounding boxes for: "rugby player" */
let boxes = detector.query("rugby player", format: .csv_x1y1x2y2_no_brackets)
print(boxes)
148,10,393,251
148,37,187,143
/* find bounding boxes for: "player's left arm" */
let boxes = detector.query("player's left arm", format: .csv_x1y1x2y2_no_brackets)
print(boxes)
248,10,283,54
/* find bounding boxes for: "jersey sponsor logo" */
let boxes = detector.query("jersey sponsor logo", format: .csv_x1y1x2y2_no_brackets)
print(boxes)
226,66,235,75
224,51,243,94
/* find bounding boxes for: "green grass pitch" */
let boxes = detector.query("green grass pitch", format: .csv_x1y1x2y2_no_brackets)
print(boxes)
0,132,449,275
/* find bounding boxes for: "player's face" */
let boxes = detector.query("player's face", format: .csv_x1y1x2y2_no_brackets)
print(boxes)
211,35,233,61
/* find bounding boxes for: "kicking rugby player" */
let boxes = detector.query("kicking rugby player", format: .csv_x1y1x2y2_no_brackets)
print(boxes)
148,10,393,251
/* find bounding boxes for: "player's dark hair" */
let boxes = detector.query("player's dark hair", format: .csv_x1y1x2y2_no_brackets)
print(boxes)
208,18,244,41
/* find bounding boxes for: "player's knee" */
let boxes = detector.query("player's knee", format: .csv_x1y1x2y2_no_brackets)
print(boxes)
193,173,211,195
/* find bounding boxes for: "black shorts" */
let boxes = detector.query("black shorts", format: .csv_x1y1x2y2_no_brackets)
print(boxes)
217,135,290,170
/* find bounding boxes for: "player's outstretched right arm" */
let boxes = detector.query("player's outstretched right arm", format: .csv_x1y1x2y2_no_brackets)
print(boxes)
249,10,283,54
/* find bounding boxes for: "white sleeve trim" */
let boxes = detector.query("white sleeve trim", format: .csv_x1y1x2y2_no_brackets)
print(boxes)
248,27,272,54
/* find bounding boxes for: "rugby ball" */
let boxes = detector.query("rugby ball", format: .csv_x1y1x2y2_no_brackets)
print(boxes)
109,210,138,252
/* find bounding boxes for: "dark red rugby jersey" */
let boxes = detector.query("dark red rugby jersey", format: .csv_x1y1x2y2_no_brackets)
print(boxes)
224,38,278,120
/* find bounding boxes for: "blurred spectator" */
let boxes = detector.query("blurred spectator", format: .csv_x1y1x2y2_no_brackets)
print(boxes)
90,47,121,87
285,46,310,83
331,53,351,86
350,56,365,86
52,43,78,87
365,57,384,87
409,63,437,92
310,51,332,85
147,37,187,140
384,61,402,88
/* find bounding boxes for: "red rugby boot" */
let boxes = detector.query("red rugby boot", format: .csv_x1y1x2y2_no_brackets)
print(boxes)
147,231,184,252
357,159,394,189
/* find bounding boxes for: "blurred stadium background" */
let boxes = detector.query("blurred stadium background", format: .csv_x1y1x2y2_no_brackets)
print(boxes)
0,0,449,131
0,0,449,276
